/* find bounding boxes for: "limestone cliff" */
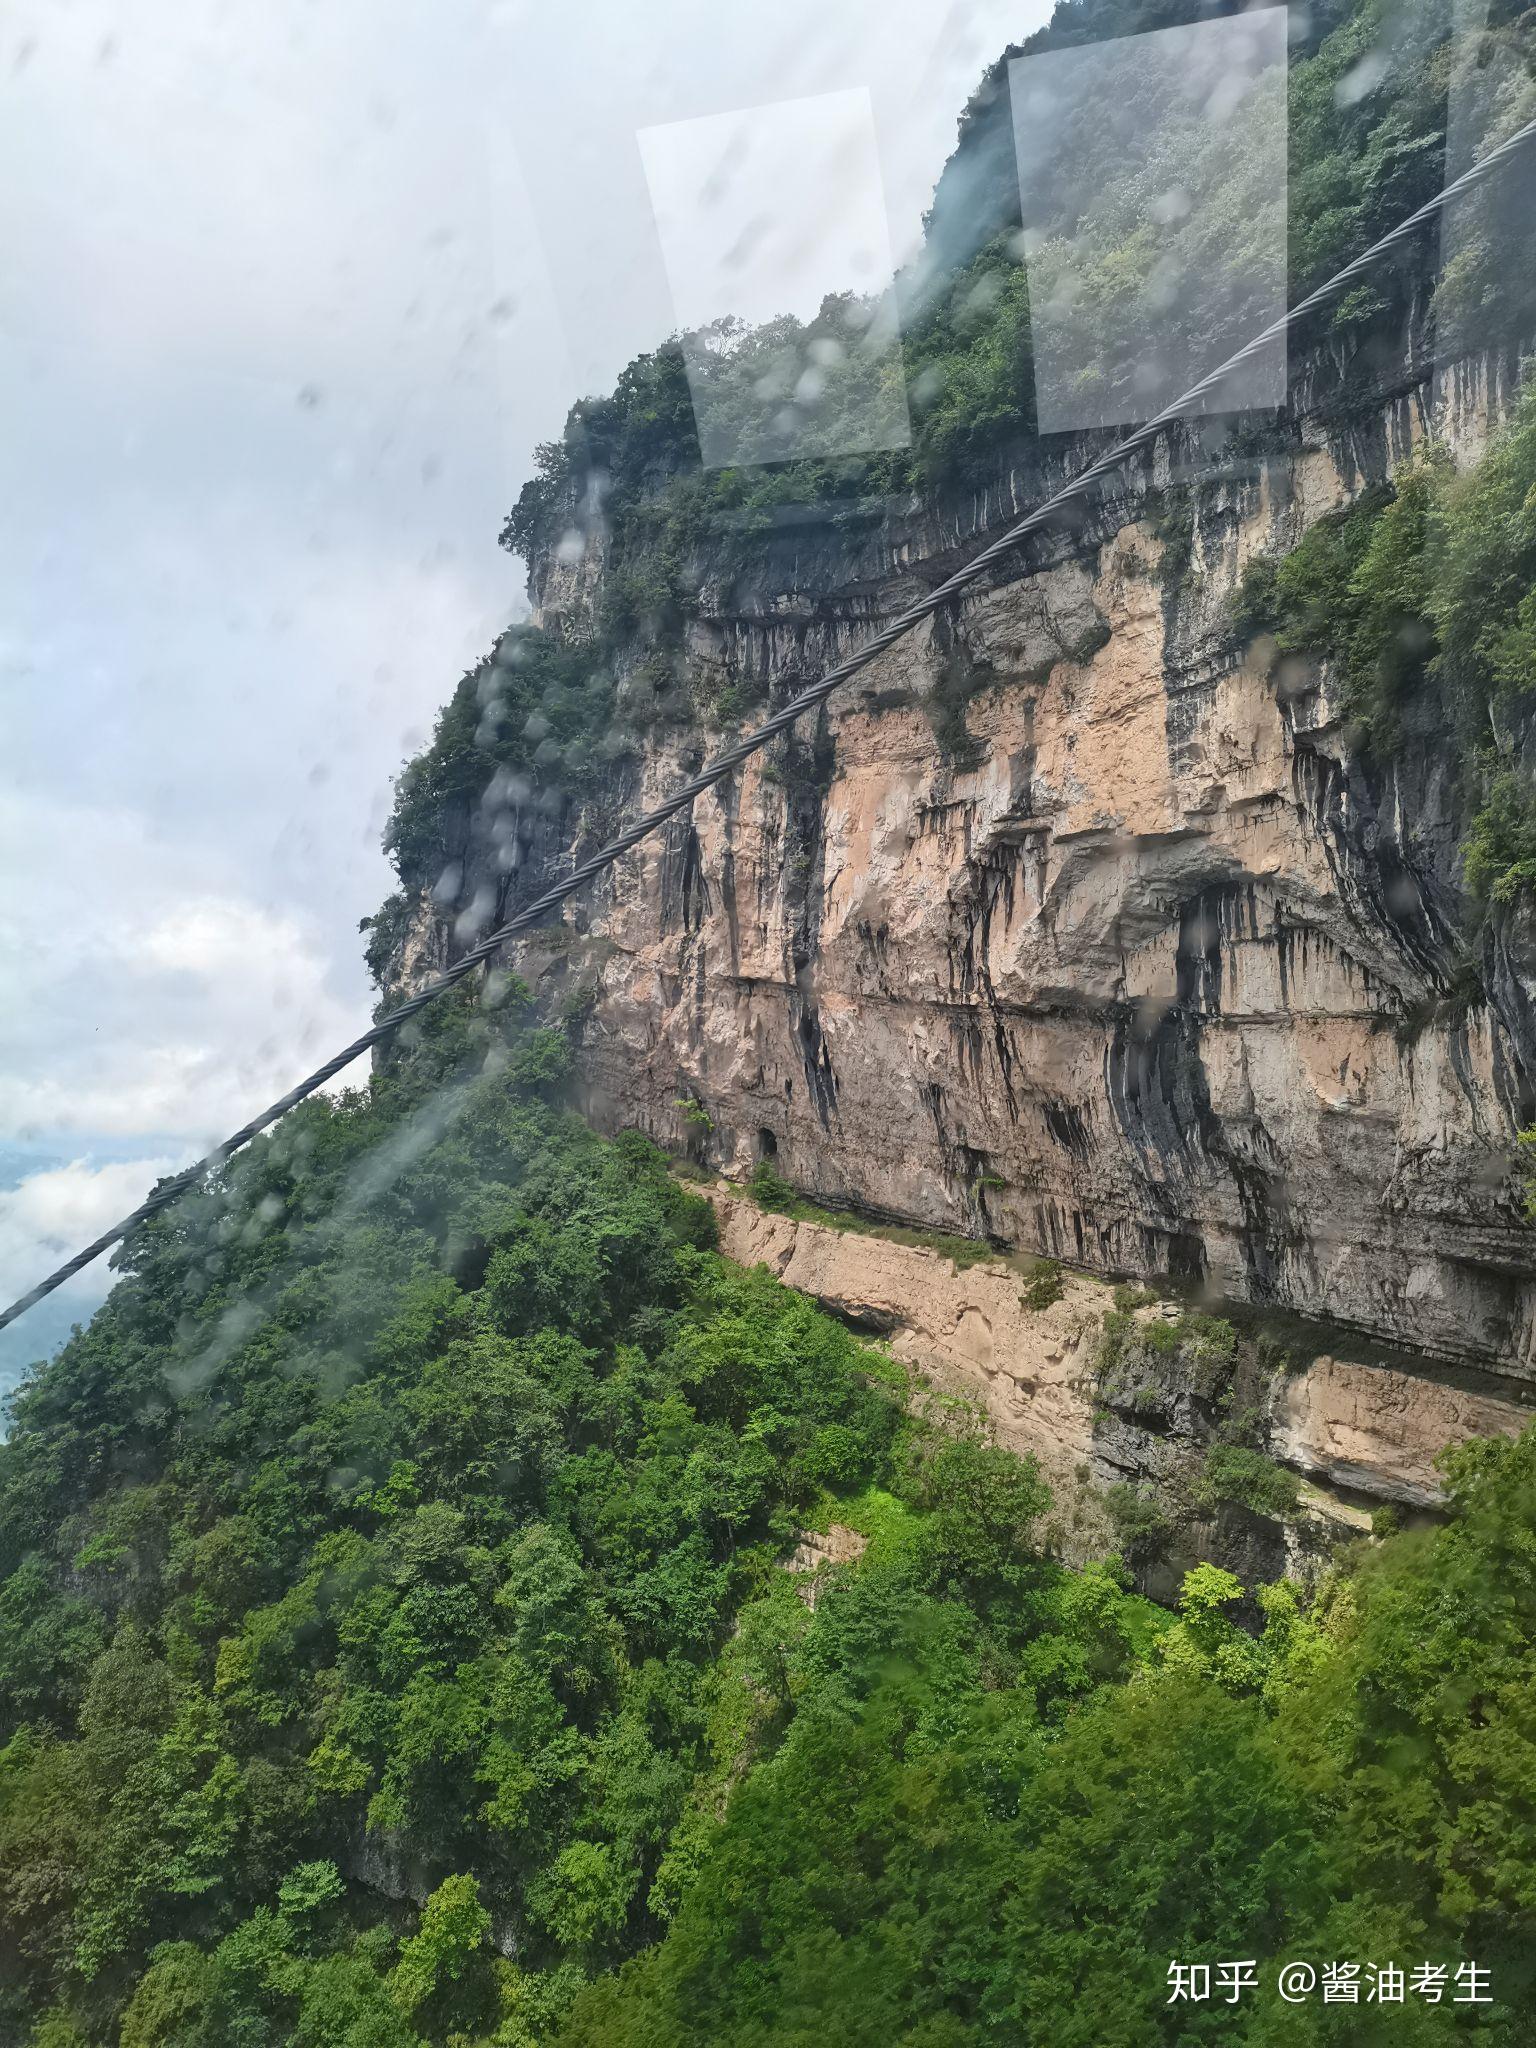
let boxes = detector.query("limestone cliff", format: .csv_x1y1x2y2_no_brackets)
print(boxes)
393,340,1536,1391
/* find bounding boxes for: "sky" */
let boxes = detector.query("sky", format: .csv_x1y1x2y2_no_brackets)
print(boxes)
637,88,900,335
0,0,1050,1397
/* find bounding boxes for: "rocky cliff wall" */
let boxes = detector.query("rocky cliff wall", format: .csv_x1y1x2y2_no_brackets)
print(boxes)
393,341,1536,1381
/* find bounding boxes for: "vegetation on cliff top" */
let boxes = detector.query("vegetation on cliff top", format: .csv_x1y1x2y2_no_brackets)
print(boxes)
372,629,627,913
1233,380,1536,905
375,0,1536,960
505,0,1533,565
378,369,1536,987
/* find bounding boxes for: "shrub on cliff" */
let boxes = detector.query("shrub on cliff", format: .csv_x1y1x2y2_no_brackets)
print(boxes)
1193,1444,1302,1522
1234,381,1536,906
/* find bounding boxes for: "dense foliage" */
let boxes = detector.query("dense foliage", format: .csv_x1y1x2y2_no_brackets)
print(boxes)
505,0,1534,561
371,627,628,907
560,1420,1536,2046
1233,381,1536,901
0,992,911,2042
6,976,1536,2042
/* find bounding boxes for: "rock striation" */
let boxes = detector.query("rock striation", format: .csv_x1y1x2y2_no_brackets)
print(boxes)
418,345,1536,1383
380,348,1536,1589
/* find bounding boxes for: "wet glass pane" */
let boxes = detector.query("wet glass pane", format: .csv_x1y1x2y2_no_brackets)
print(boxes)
1437,0,1536,373
7,4,1536,2042
1010,7,1289,430
637,90,910,469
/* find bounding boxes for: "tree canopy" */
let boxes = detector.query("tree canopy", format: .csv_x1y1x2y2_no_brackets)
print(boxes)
4,977,1536,2042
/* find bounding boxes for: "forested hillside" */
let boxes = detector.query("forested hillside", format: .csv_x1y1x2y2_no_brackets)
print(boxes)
6,969,1536,2043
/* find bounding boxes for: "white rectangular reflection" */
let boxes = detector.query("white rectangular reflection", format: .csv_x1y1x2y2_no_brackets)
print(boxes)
1436,0,1536,373
637,89,910,469
1009,9,1289,433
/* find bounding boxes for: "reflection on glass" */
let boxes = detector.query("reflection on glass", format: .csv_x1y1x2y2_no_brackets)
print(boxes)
637,88,911,469
1009,7,1289,432
1436,0,1536,374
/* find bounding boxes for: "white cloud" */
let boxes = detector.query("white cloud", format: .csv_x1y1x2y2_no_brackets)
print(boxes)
0,1154,185,1305
0,1154,188,1402
138,899,331,981
0,0,512,393
0,792,371,1150
0,0,1054,1382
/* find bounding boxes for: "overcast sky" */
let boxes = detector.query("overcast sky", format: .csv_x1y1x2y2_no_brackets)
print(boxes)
0,0,1049,1397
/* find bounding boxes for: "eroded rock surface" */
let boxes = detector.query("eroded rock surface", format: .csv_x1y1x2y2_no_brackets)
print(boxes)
456,357,1536,1380
386,346,1536,1397
1270,1355,1534,1506
784,1523,870,1607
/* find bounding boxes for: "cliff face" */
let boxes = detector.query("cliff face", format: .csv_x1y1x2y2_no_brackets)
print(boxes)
416,340,1536,1387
